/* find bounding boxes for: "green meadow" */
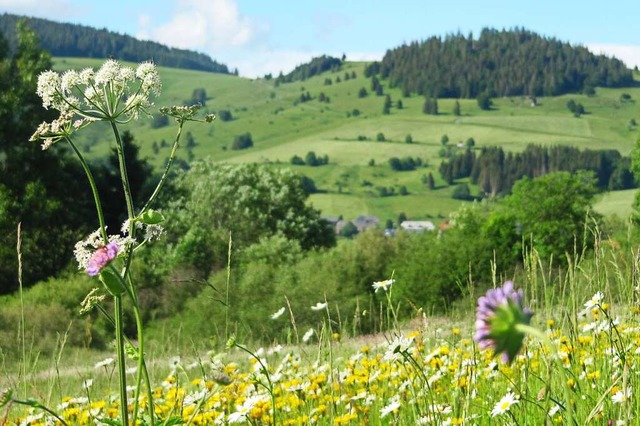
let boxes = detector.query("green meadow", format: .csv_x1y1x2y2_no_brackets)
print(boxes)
53,58,640,223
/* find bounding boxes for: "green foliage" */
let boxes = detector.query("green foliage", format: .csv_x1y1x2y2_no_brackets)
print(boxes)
453,100,461,116
165,161,336,273
441,144,633,197
451,183,472,200
0,20,99,292
358,87,368,98
290,155,305,165
188,88,207,106
389,156,422,171
217,109,233,122
405,134,413,144
504,171,599,261
277,55,342,83
477,93,493,110
376,132,386,142
0,273,108,355
0,14,229,73
339,221,359,238
150,113,169,129
423,96,438,114
231,132,253,150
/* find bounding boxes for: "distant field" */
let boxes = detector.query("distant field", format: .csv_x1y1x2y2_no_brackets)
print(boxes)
594,188,637,218
53,57,640,222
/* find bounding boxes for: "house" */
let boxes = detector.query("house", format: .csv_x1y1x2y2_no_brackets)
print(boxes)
352,215,380,232
400,220,436,232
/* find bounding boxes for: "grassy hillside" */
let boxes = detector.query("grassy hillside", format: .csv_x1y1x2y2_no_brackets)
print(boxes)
53,58,640,223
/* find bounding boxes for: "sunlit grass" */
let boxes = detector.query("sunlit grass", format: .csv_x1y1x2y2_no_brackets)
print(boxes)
5,238,640,425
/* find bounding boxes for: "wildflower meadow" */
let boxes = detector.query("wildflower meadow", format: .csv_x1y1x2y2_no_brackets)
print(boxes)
2,58,640,426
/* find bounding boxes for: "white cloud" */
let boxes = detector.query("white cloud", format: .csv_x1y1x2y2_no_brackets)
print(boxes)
137,0,255,50
587,43,640,69
0,0,74,20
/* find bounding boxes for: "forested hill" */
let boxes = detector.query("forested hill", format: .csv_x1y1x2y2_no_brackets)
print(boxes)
0,13,230,74
367,28,634,98
276,55,343,82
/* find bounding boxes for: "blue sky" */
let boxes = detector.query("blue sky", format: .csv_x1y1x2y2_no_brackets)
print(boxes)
1,0,640,77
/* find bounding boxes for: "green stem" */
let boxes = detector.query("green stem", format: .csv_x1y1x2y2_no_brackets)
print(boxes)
140,119,185,215
65,137,108,241
110,121,135,230
114,296,129,426
234,343,276,426
12,399,69,426
130,274,154,426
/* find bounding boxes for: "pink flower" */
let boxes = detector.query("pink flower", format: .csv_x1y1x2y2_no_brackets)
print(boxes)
86,242,118,276
474,281,533,363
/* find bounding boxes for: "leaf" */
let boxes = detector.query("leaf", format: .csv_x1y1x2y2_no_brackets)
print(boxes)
99,269,126,296
140,209,165,225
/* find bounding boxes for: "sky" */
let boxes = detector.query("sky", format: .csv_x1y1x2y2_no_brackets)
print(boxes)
1,0,640,78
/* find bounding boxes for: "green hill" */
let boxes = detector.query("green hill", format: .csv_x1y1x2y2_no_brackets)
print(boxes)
0,13,230,73
52,57,640,224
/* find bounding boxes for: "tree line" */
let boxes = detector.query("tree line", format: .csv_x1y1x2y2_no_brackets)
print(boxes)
366,27,633,98
274,55,343,83
0,13,230,73
439,144,635,197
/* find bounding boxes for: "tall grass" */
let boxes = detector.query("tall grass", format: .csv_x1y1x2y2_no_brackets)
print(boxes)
4,229,640,424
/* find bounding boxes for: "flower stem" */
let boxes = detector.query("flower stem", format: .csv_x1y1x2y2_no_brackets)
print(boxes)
114,295,129,426
65,137,108,241
110,122,135,229
140,119,185,215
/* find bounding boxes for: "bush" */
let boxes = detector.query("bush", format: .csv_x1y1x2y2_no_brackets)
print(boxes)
231,133,253,150
151,114,169,129
290,155,305,165
452,183,473,200
217,110,233,121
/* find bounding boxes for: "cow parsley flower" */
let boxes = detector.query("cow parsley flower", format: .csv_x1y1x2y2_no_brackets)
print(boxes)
474,281,533,363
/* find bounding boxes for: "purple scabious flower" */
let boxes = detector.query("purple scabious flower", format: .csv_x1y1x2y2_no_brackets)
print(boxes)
86,242,118,276
474,281,533,363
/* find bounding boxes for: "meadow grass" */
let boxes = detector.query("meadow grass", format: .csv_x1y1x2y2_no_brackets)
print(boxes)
51,58,640,222
594,189,638,218
4,233,640,425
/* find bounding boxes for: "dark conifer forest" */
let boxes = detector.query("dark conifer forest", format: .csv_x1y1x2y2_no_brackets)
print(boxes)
367,28,634,98
0,13,230,73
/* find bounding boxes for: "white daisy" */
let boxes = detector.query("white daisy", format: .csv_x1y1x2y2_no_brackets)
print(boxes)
271,307,286,319
584,291,603,309
372,279,395,293
491,392,519,417
310,302,328,311
612,387,632,404
302,328,315,343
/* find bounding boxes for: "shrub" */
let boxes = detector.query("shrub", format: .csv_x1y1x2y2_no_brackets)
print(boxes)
217,109,233,121
231,132,253,150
